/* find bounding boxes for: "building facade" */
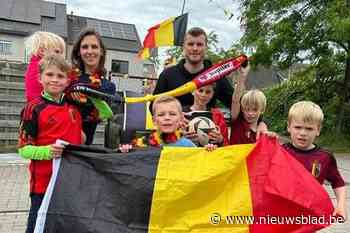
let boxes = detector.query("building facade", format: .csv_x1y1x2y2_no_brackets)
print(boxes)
0,0,154,91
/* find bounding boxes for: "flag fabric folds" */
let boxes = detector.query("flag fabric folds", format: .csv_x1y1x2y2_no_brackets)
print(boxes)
119,91,154,143
34,136,333,233
139,13,188,59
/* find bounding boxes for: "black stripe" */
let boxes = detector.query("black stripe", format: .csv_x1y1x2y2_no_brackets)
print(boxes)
122,91,147,143
173,13,188,46
43,146,161,233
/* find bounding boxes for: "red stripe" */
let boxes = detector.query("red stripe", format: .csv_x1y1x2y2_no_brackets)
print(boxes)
23,98,43,121
143,24,160,48
247,136,333,232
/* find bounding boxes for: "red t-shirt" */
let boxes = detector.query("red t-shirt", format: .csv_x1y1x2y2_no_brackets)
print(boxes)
19,96,82,193
230,113,256,145
283,143,345,188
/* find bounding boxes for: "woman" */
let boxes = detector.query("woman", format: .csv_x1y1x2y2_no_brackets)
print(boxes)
68,28,116,145
183,84,229,146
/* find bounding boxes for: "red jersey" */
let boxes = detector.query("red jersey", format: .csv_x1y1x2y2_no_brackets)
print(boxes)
230,113,256,145
19,96,82,193
283,143,345,188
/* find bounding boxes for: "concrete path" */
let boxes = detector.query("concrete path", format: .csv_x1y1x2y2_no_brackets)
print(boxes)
0,153,349,233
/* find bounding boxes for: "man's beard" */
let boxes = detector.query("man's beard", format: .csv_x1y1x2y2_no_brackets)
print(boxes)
185,54,204,66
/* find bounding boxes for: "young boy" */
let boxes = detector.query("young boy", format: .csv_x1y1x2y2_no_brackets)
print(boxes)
119,95,217,152
230,66,268,144
283,101,347,219
18,54,83,233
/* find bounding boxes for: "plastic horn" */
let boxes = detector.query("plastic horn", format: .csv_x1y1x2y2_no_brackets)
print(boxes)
69,85,123,102
125,54,248,103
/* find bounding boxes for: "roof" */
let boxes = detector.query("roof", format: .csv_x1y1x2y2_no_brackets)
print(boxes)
0,0,142,52
0,0,41,24
0,0,67,37
41,3,67,38
67,15,141,53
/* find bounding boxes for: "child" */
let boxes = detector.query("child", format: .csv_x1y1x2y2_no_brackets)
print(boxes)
283,101,347,219
24,31,66,102
18,54,83,233
230,65,268,144
182,84,229,146
119,95,217,152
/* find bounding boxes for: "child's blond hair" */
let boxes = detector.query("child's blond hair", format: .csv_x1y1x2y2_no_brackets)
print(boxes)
152,95,182,115
288,101,324,127
25,31,65,57
39,54,71,76
241,89,266,112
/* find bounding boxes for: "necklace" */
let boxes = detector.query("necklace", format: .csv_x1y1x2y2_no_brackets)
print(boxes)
148,130,182,147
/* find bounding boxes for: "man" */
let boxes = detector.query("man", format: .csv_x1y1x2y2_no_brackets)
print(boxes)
153,27,233,108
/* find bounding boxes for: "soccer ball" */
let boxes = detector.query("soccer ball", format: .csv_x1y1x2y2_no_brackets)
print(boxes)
187,116,217,146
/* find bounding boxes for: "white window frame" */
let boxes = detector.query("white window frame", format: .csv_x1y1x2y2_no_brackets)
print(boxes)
0,40,12,55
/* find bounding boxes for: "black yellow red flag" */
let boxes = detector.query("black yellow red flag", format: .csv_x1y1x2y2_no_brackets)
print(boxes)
138,13,188,59
34,136,333,232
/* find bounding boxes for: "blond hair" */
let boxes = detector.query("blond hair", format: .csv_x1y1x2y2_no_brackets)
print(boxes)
152,95,182,115
288,101,324,126
25,31,65,57
39,54,71,75
241,89,266,112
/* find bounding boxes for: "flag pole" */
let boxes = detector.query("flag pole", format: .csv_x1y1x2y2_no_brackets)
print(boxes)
181,0,186,14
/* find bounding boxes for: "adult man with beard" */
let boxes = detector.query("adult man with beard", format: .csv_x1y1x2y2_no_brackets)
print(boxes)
153,27,233,109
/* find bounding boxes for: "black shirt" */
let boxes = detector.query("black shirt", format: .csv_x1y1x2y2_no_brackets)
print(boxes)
153,59,234,108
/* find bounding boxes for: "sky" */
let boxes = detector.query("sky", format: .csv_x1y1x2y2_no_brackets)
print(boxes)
50,0,243,58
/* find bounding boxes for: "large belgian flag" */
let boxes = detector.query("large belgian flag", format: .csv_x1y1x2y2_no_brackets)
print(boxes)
34,136,333,233
139,14,188,59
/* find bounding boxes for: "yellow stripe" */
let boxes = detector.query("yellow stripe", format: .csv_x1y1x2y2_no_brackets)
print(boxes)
125,82,196,103
155,17,175,46
149,144,254,232
140,48,150,59
146,101,154,130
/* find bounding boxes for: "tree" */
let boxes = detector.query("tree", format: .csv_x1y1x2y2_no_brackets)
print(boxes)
238,0,350,133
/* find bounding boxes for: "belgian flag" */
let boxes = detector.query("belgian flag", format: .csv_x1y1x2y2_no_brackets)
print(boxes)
34,136,333,233
138,14,188,59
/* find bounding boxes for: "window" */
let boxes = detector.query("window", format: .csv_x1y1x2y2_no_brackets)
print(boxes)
111,60,129,74
0,40,12,55
143,63,155,77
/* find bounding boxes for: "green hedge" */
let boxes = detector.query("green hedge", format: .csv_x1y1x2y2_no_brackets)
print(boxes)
263,69,350,151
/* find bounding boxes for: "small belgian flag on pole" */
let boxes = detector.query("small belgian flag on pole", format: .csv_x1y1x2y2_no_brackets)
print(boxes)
138,13,188,59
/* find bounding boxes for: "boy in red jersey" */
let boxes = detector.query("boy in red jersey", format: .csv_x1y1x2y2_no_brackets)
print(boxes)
18,54,83,233
283,101,347,220
230,65,270,144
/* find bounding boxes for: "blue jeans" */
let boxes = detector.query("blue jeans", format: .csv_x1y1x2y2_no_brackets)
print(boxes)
26,193,44,233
